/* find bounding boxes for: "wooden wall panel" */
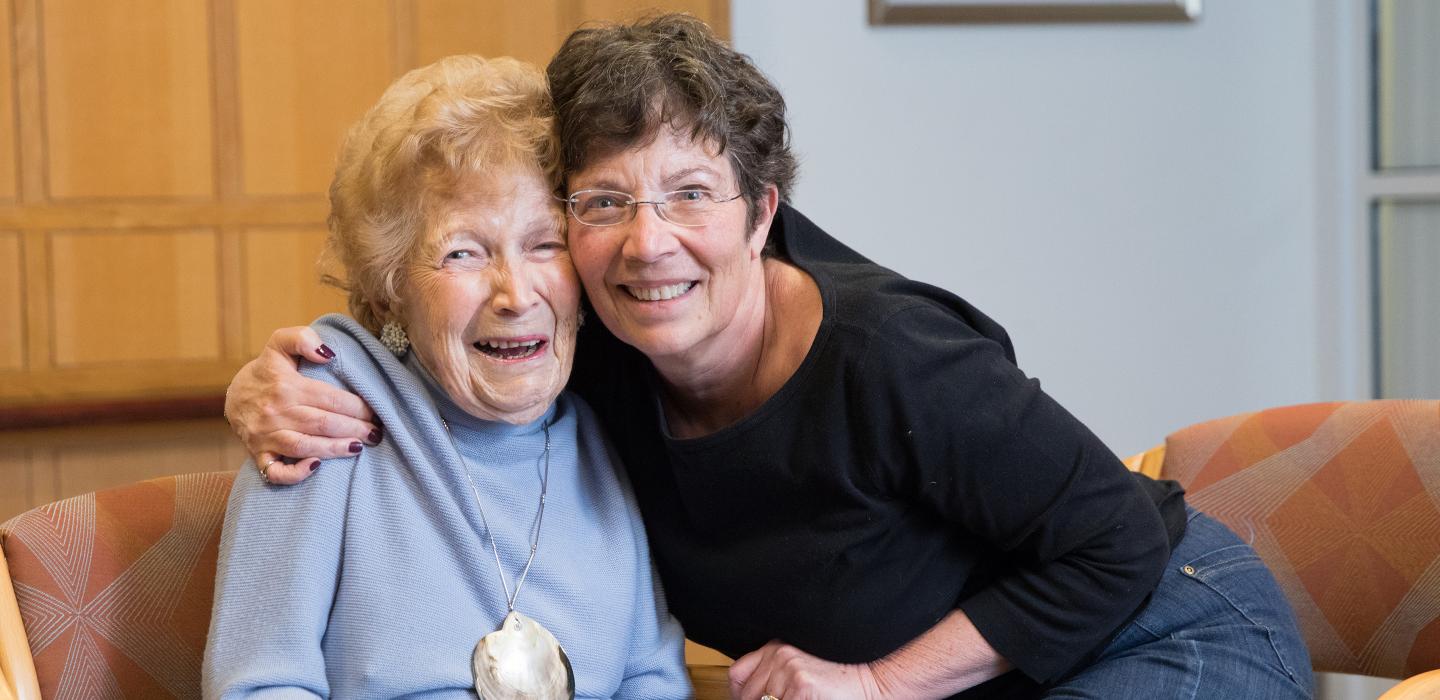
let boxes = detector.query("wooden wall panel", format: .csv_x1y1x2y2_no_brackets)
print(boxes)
41,0,214,199
49,229,220,365
0,0,727,417
221,426,250,469
410,0,561,69
0,233,21,369
19,230,47,379
48,419,235,503
241,227,347,354
0,446,34,521
0,420,241,521
0,0,17,201
235,0,395,197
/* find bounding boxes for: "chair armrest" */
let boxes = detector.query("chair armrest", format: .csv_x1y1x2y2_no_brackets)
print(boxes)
1122,444,1166,480
0,546,40,700
688,663,731,700
1378,669,1440,700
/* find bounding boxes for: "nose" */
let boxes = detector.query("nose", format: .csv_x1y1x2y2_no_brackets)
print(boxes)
620,202,679,264
490,259,539,316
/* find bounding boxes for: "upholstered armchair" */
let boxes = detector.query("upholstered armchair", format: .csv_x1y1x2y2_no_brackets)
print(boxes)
1123,400,1440,698
0,472,229,698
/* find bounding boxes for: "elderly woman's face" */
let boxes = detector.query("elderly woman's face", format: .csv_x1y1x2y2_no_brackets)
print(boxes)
566,127,771,364
399,166,579,424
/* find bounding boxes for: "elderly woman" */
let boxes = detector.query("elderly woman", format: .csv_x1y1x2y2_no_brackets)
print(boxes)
201,55,689,699
223,16,1312,700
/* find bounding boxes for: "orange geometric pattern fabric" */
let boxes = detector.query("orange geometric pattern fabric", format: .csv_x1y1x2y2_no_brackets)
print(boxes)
0,471,234,699
1162,401,1440,679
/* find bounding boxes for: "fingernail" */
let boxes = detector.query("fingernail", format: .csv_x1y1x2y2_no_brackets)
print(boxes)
310,461,320,472
348,441,363,454
367,428,382,444
317,344,336,359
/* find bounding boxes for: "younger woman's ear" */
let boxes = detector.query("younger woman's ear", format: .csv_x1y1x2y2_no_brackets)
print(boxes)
748,184,781,259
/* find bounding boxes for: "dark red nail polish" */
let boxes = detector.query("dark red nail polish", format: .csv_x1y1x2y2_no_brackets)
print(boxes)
310,462,320,472
317,344,336,359
367,428,382,444
348,441,363,454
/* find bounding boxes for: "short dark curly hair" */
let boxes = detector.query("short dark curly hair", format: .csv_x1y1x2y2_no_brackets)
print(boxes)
547,13,798,230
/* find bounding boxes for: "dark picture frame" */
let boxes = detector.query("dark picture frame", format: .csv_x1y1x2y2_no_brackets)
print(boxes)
868,0,1201,24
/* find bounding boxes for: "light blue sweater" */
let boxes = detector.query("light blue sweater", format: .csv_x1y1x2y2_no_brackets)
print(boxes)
203,315,690,699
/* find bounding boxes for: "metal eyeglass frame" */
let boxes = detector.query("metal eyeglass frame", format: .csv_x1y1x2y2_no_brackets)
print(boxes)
555,189,743,227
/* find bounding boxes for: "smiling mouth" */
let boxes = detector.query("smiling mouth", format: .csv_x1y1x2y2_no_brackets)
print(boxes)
473,338,547,360
622,281,696,301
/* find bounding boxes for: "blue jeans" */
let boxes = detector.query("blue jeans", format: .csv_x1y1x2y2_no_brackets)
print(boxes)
1046,508,1314,699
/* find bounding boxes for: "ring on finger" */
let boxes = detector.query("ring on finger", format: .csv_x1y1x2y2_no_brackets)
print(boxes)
258,457,277,482
761,695,781,700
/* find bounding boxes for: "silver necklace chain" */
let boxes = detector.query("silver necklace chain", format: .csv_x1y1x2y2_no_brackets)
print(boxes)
443,416,551,613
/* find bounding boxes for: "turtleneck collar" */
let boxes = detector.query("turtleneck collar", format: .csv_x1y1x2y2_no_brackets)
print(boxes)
403,351,557,445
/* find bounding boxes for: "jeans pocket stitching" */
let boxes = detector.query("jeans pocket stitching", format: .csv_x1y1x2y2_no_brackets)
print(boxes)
1182,543,1254,569
1191,554,1262,579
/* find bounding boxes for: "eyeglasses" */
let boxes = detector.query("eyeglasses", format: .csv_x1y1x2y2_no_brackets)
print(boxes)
557,189,743,227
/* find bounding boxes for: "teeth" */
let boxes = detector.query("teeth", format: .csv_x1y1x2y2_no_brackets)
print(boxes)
626,282,694,301
481,339,541,350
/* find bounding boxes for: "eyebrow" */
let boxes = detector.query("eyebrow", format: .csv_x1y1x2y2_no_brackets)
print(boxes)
427,228,471,253
579,178,625,192
661,166,720,188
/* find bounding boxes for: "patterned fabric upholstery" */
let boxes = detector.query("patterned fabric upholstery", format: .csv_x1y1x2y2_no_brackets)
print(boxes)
1162,400,1440,679
0,472,234,699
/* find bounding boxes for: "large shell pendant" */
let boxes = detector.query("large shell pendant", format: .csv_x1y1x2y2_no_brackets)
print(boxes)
472,610,575,700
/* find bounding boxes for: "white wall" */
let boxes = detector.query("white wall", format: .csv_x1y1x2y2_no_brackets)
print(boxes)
731,0,1331,457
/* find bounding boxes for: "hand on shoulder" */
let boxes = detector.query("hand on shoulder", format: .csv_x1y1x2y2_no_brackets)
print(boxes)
226,324,379,485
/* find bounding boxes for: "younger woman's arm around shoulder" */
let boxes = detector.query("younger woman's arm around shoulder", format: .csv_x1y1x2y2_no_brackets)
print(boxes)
224,325,379,483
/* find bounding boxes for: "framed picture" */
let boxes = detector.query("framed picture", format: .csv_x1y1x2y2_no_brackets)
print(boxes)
868,0,1202,24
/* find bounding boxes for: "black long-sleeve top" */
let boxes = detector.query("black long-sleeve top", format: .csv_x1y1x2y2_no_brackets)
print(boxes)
572,204,1186,697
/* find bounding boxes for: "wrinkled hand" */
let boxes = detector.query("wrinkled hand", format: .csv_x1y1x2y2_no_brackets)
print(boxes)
225,326,378,485
729,641,884,700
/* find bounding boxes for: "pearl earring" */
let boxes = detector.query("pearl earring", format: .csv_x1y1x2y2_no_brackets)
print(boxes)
380,321,410,356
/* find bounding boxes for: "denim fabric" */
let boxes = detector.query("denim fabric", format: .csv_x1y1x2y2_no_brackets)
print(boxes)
1046,508,1314,699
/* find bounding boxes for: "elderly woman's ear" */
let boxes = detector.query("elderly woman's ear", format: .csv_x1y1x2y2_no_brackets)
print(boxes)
369,297,398,326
